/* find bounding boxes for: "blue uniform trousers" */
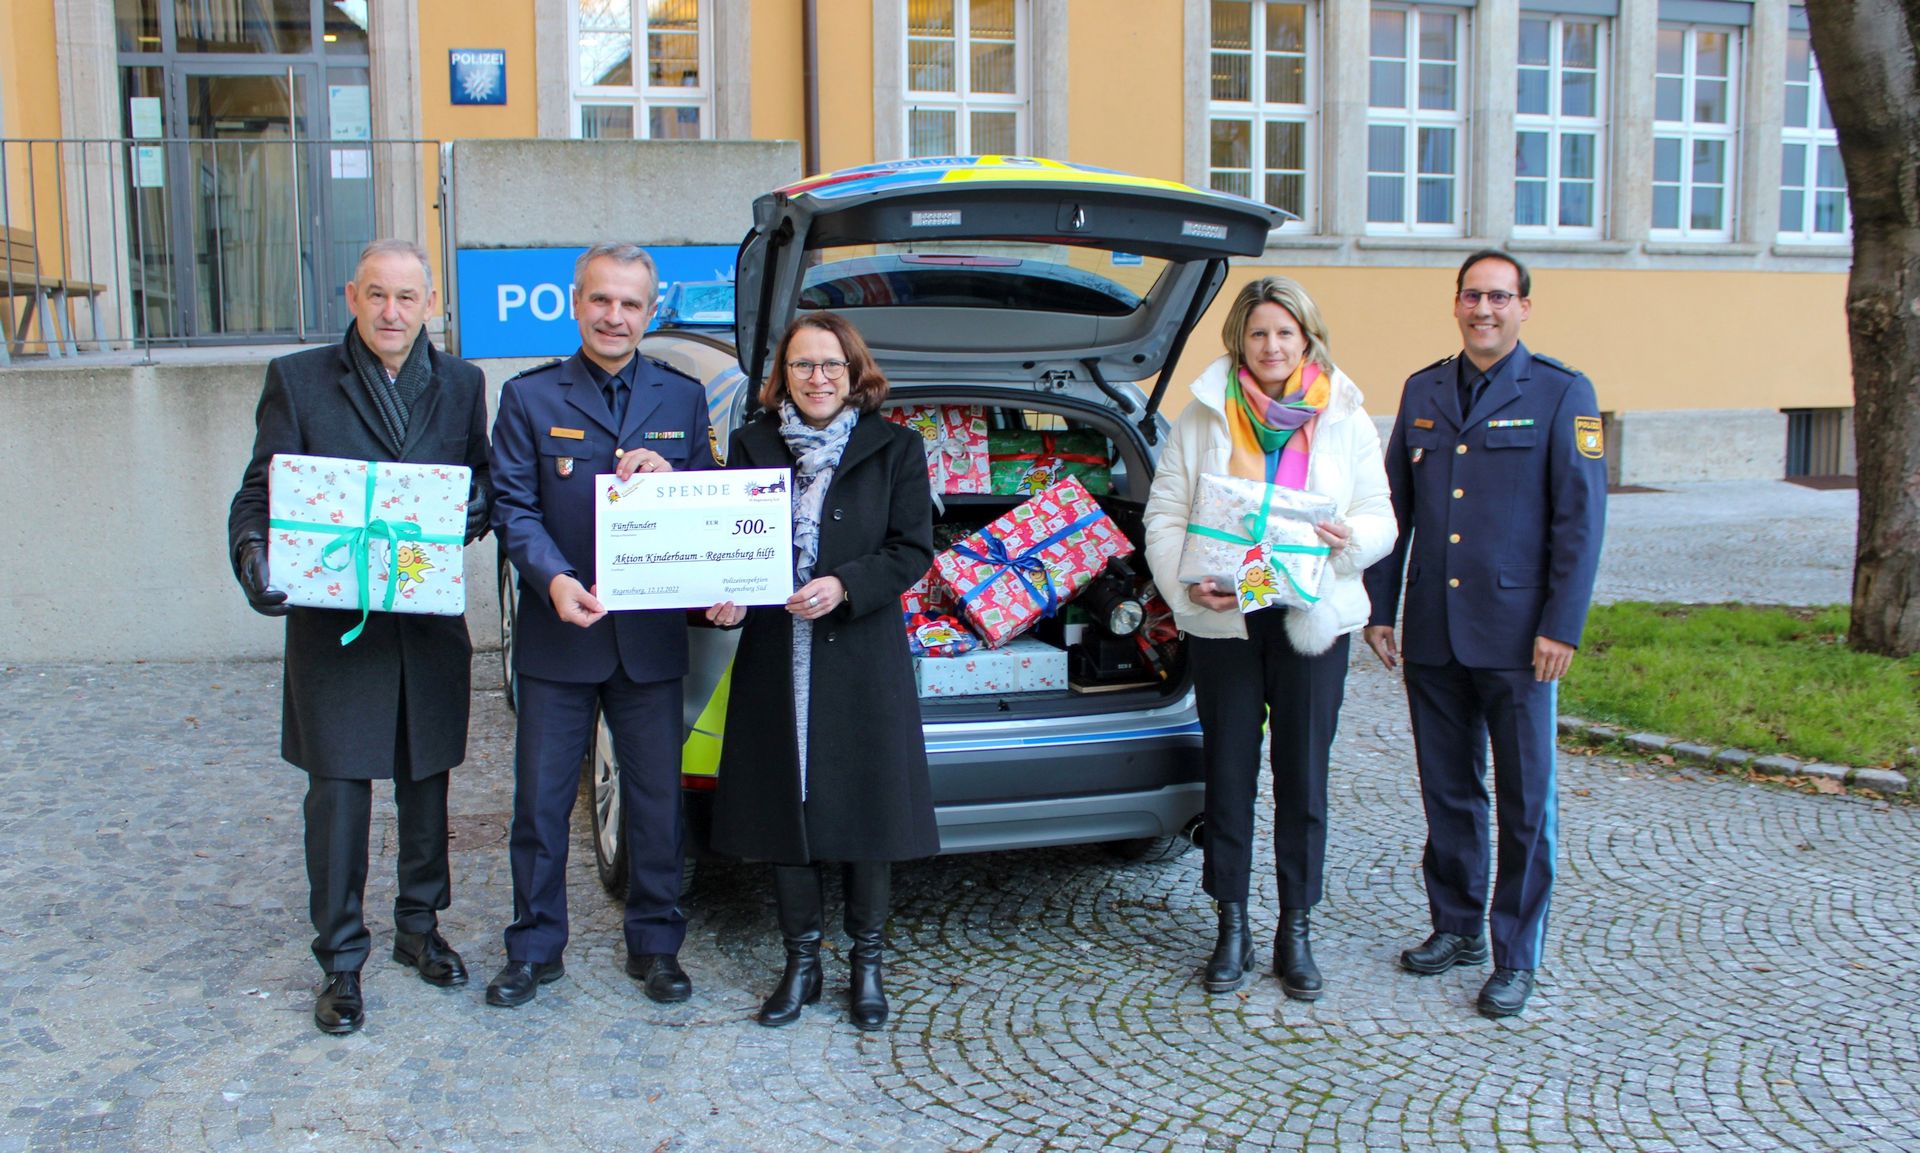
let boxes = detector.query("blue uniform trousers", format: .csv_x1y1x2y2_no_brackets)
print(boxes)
505,670,686,963
1404,659,1558,970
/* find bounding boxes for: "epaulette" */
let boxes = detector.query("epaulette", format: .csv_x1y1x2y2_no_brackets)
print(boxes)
1531,353,1582,378
1410,353,1457,380
504,358,563,382
643,355,702,386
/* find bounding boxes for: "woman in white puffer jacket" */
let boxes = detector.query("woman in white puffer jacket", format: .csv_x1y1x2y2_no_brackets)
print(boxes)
1143,276,1396,1000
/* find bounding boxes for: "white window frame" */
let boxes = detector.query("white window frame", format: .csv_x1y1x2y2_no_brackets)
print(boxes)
903,0,1031,158
1206,1,1320,230
1365,3,1470,236
568,0,714,141
1651,22,1740,241
1513,13,1607,239
1778,27,1849,244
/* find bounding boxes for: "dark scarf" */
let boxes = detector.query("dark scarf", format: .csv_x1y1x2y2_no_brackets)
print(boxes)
347,325,433,450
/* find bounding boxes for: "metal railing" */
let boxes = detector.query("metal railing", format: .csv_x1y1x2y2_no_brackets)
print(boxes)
0,136,446,365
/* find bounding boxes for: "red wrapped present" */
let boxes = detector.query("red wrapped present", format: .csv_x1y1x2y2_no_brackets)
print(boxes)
886,404,990,494
900,568,956,615
932,476,1134,646
905,611,981,657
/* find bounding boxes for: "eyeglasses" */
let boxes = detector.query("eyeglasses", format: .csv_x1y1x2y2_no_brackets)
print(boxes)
1457,289,1520,310
787,358,849,380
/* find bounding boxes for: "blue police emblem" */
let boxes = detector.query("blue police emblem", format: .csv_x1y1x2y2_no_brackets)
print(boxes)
449,50,507,106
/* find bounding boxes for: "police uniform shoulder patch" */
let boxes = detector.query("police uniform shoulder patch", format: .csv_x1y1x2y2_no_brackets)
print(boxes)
1574,415,1605,459
707,423,725,466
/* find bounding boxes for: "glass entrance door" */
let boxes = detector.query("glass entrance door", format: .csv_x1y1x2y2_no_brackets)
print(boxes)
169,65,321,339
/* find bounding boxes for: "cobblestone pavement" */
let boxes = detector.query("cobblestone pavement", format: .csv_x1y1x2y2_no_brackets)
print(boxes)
3,482,1912,1153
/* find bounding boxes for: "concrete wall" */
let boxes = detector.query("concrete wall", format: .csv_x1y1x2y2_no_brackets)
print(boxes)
448,139,801,248
1613,409,1789,486
0,359,514,664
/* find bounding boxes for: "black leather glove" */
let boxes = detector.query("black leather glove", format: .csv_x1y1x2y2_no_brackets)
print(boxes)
236,534,291,616
465,484,491,544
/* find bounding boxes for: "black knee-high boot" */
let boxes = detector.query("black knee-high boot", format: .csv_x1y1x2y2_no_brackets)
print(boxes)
842,861,890,1031
758,864,824,1027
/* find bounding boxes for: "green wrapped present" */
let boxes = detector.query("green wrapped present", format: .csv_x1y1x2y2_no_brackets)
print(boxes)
988,429,1112,495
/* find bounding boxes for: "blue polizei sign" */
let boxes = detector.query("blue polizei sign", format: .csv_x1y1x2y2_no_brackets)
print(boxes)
454,246,736,359
449,50,506,106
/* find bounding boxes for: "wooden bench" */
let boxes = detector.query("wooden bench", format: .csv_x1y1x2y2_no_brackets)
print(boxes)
1,225,108,366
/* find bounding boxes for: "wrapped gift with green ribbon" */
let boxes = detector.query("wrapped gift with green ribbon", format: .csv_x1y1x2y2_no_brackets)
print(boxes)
1178,472,1335,613
267,453,470,645
988,429,1112,495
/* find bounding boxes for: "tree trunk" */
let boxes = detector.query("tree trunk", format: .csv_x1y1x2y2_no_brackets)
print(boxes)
1805,0,1920,656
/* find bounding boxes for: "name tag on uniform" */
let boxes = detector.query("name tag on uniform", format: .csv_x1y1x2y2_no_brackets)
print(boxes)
1487,418,1535,428
640,431,687,441
1412,418,1435,429
549,426,586,440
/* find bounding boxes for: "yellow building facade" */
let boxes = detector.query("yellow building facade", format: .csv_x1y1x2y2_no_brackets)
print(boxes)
2,1,1854,480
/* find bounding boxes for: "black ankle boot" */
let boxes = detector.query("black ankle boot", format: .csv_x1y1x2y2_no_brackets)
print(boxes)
758,864,824,1027
1203,901,1255,993
843,861,891,1030
1274,907,1323,1001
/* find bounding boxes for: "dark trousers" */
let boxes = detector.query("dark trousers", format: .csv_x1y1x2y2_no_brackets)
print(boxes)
1188,617,1350,908
1403,659,1559,970
303,769,451,974
505,670,686,962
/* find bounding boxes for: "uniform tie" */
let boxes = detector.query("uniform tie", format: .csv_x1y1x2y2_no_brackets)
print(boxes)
1459,370,1488,419
603,376,628,429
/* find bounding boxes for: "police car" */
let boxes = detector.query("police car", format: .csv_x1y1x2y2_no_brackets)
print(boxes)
498,156,1287,894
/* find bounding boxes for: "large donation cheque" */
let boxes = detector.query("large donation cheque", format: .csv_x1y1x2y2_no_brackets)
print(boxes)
593,468,794,611
1178,472,1336,613
932,475,1133,646
266,453,470,644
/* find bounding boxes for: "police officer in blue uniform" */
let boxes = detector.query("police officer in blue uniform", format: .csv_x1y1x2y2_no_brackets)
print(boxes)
485,242,714,1008
1362,249,1607,1018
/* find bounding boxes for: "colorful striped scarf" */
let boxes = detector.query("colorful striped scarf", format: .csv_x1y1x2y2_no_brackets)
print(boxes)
1226,363,1327,489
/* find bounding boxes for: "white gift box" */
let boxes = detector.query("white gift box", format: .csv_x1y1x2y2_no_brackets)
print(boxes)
267,453,470,640
912,636,1069,698
1177,472,1336,612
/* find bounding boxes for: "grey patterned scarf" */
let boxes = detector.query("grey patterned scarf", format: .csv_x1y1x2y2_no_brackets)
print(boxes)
347,325,432,450
778,400,857,803
779,401,858,581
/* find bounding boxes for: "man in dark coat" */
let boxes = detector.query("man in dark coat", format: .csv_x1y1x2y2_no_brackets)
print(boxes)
1363,249,1607,1019
485,242,714,1008
228,238,492,1035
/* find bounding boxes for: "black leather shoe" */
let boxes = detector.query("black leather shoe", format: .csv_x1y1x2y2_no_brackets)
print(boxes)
392,930,469,987
485,959,564,1007
314,971,364,1035
1203,901,1255,993
1274,908,1323,1001
624,953,693,1003
1477,967,1536,1017
1399,931,1490,975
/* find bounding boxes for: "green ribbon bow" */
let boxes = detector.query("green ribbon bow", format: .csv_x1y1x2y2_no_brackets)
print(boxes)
269,462,465,645
1185,479,1331,606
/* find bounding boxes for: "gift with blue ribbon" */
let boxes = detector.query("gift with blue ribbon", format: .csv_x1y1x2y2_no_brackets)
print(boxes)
932,475,1134,647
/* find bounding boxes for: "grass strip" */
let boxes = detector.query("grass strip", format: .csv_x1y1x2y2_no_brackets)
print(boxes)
1563,602,1920,774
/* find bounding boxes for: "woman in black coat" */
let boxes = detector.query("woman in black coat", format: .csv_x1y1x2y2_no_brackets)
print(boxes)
706,311,936,1030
